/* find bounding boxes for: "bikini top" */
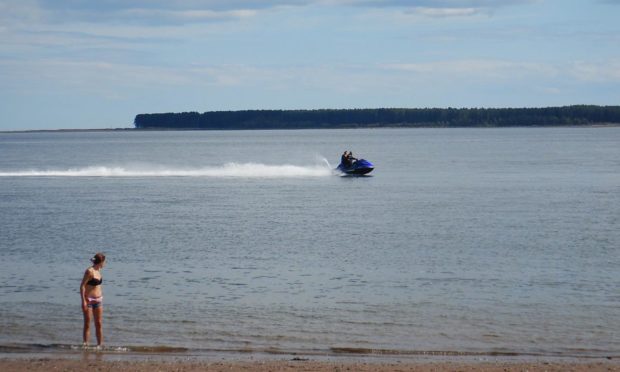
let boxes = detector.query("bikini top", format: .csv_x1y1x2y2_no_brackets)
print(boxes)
87,277,102,286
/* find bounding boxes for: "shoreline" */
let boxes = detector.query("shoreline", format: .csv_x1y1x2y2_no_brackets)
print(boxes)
1,345,617,363
2,341,617,361
0,356,618,372
2,123,620,134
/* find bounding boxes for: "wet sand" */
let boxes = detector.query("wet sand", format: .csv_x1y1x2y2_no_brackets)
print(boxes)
1,358,618,371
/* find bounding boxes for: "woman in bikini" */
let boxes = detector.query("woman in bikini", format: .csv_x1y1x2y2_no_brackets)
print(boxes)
80,252,106,347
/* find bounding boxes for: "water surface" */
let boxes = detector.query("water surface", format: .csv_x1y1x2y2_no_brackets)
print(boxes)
0,128,618,358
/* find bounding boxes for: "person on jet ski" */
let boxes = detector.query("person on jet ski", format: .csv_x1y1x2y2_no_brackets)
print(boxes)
341,151,350,167
346,151,358,165
340,151,359,168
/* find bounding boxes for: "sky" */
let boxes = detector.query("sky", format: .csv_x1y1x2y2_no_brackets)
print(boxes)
1,0,619,130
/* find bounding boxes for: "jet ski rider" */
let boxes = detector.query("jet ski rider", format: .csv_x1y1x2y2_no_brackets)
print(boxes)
341,151,350,167
341,150,357,167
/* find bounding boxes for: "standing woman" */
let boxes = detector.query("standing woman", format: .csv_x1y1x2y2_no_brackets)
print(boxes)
80,253,106,347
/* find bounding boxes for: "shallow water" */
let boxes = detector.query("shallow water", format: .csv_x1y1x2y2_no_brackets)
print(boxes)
0,128,619,358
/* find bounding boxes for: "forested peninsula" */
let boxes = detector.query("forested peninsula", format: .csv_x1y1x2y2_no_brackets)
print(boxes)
134,105,620,130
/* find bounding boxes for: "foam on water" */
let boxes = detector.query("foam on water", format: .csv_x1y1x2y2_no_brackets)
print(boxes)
0,163,334,178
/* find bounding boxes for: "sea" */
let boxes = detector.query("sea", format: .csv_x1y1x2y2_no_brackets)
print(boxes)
0,127,618,360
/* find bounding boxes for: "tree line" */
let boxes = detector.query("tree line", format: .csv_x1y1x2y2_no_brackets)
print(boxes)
134,106,620,129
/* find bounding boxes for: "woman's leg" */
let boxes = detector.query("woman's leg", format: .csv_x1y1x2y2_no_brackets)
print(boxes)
82,308,91,345
93,306,103,346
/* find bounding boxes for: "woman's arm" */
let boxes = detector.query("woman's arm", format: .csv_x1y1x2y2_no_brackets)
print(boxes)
80,269,91,312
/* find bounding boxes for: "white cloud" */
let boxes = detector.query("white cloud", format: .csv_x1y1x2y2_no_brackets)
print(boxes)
382,59,620,84
382,59,558,80
320,0,530,6
118,8,258,23
0,0,534,26
405,7,480,17
568,60,620,82
0,0,265,26
5,56,618,101
0,0,45,25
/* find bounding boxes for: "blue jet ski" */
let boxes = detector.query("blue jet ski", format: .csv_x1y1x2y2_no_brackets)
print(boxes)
336,158,374,175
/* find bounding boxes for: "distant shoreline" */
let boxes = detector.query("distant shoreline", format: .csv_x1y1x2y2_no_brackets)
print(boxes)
3,106,620,133
2,123,620,134
0,128,135,134
133,106,620,130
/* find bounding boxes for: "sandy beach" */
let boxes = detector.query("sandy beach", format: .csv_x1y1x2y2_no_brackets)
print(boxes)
1,358,618,371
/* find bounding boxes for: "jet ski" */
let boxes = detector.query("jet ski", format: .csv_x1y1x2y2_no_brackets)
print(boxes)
336,159,374,175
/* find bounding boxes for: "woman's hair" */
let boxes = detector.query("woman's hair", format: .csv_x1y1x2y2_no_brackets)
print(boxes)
91,252,106,265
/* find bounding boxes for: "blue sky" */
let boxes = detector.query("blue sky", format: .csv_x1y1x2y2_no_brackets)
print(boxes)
1,0,619,130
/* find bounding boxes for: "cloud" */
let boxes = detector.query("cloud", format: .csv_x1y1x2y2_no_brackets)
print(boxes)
319,0,535,20
118,8,258,24
382,59,558,80
0,0,535,26
0,1,280,26
0,0,44,25
382,59,620,84
405,7,480,17
7,56,609,100
568,60,620,82
325,0,529,6
320,0,534,9
343,0,534,18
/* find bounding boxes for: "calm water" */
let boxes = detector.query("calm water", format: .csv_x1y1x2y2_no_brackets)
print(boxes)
0,128,619,359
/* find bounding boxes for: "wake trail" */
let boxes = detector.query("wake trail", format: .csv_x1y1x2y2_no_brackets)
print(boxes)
0,162,334,178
